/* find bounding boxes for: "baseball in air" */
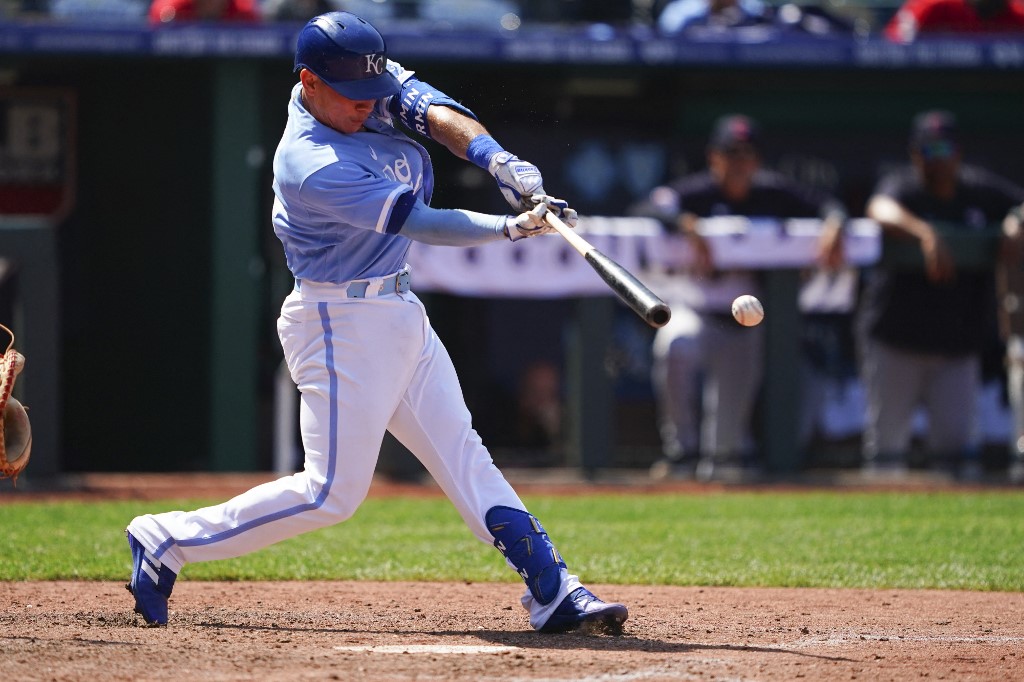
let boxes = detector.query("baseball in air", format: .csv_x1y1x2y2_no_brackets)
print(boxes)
732,295,764,326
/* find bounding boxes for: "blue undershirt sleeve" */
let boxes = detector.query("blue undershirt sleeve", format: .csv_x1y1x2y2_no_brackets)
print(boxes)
396,200,507,246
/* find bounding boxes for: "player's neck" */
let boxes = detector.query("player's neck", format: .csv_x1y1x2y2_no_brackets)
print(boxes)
300,90,330,132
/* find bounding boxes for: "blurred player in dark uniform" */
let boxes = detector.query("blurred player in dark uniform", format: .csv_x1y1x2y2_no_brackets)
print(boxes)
860,110,1024,477
635,114,846,481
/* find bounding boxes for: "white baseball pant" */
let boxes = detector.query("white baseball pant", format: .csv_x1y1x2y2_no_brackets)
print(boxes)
128,280,580,628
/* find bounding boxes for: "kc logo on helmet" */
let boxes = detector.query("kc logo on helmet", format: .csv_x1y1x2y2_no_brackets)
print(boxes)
364,54,384,75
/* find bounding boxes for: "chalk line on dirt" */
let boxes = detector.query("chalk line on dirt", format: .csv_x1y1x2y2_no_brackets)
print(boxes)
333,644,519,654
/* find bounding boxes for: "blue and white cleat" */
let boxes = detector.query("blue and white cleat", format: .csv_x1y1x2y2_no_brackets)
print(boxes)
125,530,176,626
539,587,628,634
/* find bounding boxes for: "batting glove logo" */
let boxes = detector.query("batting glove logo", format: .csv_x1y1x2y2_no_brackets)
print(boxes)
490,153,545,212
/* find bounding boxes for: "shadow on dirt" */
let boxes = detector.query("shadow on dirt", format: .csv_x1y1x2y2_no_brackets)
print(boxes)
193,620,853,662
473,630,854,661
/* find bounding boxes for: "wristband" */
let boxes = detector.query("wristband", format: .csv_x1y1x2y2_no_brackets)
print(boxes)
466,134,506,170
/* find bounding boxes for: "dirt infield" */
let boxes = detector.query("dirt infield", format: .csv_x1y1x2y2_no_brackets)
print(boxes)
2,581,1022,681
1,473,1022,680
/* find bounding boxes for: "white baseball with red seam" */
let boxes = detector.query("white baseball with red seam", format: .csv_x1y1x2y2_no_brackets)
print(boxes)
731,295,764,326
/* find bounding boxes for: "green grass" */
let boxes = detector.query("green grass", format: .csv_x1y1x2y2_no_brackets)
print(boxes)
1,491,1022,590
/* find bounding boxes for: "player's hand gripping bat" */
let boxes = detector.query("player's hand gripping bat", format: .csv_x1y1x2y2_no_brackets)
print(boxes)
543,211,671,328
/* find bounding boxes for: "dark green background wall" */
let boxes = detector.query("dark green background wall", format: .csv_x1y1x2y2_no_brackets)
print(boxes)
2,53,1021,472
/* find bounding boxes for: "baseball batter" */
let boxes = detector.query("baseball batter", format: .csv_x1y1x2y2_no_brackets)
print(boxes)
125,11,627,634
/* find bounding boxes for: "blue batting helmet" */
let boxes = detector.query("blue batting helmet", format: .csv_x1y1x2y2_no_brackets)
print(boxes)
294,12,401,100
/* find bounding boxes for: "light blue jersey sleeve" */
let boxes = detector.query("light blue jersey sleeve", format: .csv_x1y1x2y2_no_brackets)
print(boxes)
299,161,417,235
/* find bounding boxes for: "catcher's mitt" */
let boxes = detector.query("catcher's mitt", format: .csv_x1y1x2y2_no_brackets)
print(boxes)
0,324,31,485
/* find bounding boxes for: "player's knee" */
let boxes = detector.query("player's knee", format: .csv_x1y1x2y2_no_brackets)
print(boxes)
485,506,565,606
304,478,370,525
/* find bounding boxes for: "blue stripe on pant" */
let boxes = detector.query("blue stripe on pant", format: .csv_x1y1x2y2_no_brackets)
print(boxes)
154,302,340,562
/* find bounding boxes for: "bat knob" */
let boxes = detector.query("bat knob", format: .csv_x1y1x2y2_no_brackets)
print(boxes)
648,304,672,328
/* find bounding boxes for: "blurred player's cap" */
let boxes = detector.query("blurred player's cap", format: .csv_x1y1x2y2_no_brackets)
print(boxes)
294,11,401,101
708,114,761,154
910,110,959,160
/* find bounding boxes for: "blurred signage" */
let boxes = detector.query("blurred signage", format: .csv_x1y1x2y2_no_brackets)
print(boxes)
0,89,75,220
0,24,1021,68
409,216,879,299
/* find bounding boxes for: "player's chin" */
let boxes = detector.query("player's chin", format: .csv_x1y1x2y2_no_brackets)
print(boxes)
331,117,367,134
345,117,371,133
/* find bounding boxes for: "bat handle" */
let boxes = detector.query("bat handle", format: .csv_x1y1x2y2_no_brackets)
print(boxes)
543,209,593,257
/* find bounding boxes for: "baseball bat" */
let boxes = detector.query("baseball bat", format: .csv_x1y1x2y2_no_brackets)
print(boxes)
543,211,671,328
